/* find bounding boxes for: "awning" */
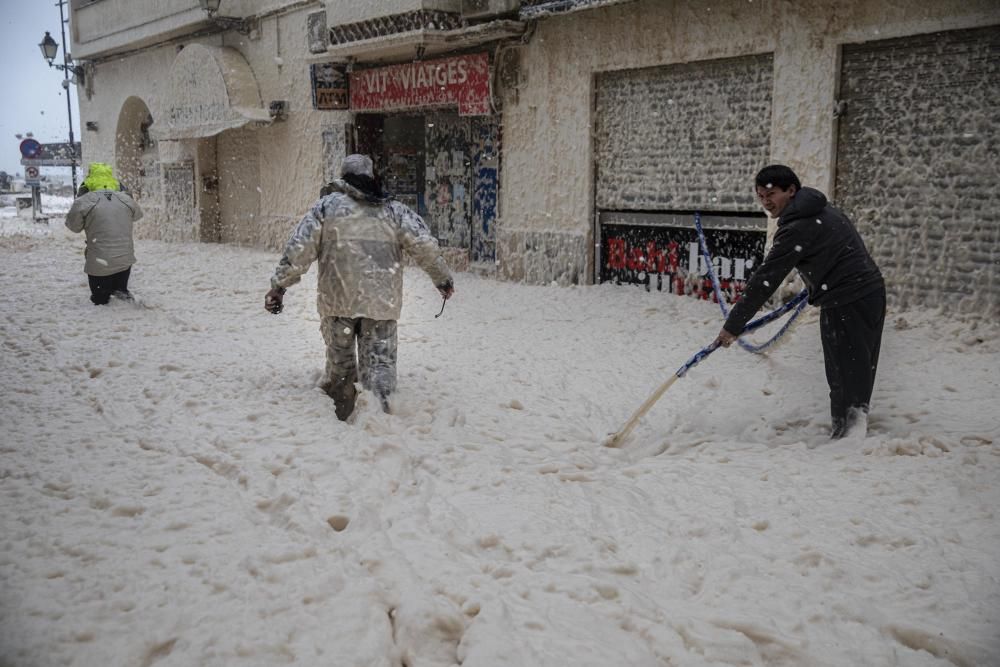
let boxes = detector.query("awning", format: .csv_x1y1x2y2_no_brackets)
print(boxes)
153,44,271,140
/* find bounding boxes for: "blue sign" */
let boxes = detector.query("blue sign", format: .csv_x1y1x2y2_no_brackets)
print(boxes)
19,139,42,158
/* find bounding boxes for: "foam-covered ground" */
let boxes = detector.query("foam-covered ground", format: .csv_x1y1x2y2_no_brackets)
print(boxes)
1,214,998,666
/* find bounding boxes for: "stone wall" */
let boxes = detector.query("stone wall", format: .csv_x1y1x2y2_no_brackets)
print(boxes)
497,229,590,285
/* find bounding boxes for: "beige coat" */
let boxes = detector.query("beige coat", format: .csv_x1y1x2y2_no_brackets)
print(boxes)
65,190,143,276
271,180,452,321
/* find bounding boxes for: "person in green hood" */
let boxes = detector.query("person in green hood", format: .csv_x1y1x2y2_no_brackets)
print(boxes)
66,163,144,304
76,162,122,196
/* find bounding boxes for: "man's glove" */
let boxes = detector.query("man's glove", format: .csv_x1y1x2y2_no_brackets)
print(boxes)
437,280,454,300
265,286,285,314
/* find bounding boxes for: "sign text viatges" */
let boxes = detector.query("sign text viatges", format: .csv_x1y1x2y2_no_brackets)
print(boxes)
350,53,491,116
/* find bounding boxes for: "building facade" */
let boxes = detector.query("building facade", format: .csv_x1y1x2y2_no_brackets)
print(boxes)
71,0,1000,316
499,0,999,317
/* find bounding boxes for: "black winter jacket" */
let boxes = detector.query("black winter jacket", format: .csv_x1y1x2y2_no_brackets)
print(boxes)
724,187,883,335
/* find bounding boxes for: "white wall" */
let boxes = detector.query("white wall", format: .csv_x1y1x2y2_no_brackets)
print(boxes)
76,5,351,245
73,0,207,60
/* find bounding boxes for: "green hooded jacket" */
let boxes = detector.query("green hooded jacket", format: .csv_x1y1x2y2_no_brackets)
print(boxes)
81,163,120,192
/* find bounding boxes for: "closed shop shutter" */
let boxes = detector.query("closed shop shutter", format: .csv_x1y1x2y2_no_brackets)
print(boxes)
835,26,1000,316
594,54,773,212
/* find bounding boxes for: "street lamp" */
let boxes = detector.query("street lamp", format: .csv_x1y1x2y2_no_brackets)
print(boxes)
198,0,222,15
37,0,83,193
38,32,59,63
38,31,85,84
198,0,254,34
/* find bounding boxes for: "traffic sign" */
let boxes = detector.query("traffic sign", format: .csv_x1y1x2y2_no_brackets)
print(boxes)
19,138,42,158
25,164,41,188
40,142,80,160
18,142,81,167
21,158,77,167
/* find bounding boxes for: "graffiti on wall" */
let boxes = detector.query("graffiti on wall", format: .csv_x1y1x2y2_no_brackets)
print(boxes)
421,113,501,259
322,127,347,186
470,117,499,263
424,113,471,248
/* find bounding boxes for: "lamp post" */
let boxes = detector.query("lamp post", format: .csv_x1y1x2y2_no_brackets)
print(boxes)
38,0,83,194
198,0,253,34
199,0,222,15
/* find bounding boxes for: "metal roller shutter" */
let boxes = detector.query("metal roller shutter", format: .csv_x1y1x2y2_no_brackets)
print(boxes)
594,54,773,213
835,26,1000,316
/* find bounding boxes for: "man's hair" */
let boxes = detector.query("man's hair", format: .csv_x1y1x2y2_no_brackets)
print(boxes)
755,165,801,191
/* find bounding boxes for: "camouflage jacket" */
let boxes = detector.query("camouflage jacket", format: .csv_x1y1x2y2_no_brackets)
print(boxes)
271,180,452,320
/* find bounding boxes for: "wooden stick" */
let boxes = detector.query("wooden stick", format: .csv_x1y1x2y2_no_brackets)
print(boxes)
602,374,681,448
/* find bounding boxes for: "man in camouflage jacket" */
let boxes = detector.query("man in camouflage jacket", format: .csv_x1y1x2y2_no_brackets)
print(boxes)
265,155,454,420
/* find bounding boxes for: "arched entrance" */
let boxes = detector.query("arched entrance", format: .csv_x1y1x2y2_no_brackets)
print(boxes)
152,43,270,244
115,96,160,227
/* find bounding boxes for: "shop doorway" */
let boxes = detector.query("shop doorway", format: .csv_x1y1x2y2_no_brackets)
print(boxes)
191,128,262,245
354,111,499,265
195,137,220,242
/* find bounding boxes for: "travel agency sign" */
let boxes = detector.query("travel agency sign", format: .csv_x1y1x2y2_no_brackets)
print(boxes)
349,52,491,116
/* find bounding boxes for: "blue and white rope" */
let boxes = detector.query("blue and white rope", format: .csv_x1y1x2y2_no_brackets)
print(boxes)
693,212,808,354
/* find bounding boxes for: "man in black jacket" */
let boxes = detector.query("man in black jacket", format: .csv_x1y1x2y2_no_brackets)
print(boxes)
714,165,886,439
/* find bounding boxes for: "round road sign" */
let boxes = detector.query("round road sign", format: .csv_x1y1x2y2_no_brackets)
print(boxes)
25,166,40,179
19,139,42,159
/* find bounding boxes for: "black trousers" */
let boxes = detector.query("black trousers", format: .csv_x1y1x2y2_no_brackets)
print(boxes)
820,286,886,429
87,267,131,305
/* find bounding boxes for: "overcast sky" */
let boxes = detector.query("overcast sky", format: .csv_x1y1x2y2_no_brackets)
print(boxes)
0,0,81,179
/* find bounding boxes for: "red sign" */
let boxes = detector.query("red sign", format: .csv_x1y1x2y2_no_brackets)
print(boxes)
350,53,491,116
600,221,765,303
